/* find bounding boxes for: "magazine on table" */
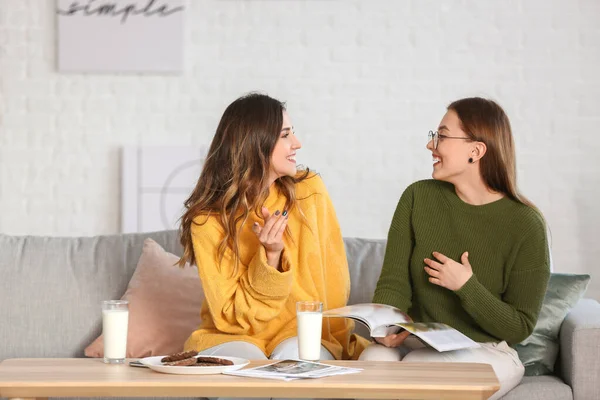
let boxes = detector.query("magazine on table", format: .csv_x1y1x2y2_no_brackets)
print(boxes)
223,359,362,381
323,303,480,352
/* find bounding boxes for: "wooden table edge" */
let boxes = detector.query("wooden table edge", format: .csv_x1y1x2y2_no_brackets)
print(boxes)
0,358,500,400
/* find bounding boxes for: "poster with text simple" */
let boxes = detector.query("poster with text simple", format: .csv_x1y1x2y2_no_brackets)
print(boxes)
57,0,184,72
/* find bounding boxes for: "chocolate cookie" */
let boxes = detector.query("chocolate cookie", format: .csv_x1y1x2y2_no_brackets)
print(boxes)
164,357,198,367
196,362,223,366
196,356,234,366
161,350,199,363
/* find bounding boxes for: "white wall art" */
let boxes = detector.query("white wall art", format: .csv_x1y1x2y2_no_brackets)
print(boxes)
121,146,206,233
57,0,184,72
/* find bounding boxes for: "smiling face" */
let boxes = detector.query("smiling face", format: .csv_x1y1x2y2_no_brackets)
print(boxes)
427,110,474,184
269,110,302,183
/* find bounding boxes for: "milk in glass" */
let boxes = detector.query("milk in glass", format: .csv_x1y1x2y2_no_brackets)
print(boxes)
102,300,129,364
296,301,323,361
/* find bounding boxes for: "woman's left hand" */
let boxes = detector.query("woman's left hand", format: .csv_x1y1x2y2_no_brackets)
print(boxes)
424,251,473,291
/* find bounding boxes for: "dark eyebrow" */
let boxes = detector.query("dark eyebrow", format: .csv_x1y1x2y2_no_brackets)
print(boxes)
437,125,449,132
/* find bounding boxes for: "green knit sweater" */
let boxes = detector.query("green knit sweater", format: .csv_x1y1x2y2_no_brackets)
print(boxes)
373,179,550,345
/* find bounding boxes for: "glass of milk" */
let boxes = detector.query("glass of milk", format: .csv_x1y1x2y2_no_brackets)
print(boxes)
102,300,129,364
296,301,323,362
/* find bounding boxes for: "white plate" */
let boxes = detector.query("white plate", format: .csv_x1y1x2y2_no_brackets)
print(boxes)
139,355,250,375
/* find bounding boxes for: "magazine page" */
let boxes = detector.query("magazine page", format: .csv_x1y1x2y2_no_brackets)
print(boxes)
323,303,412,334
224,359,363,381
395,322,481,352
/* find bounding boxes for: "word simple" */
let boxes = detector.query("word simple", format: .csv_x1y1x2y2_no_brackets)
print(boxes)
57,0,184,24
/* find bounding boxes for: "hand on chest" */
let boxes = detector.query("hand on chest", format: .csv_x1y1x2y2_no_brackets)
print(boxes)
413,240,508,293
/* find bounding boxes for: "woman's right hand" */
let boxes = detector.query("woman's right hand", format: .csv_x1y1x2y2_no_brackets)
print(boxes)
252,206,288,268
374,330,411,348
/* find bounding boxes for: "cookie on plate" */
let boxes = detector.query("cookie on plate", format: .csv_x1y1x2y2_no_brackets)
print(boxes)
161,350,199,363
196,356,234,366
163,357,198,367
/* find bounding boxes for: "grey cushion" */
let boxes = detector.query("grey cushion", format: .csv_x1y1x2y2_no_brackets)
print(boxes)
0,230,181,361
344,238,386,340
501,376,572,400
345,237,386,306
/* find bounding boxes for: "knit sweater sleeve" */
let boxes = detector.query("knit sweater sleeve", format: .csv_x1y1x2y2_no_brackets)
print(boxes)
191,218,294,336
372,184,414,312
303,174,370,360
454,217,550,344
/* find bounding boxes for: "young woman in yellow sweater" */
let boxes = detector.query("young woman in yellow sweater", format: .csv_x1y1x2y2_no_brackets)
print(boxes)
178,93,368,364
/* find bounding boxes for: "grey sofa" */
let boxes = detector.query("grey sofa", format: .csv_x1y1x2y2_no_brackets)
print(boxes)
1,230,599,400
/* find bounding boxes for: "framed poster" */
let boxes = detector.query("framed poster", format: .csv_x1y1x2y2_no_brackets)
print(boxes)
121,146,207,233
57,0,184,72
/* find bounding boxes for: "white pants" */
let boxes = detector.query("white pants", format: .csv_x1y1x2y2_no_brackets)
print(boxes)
201,337,334,400
359,337,524,400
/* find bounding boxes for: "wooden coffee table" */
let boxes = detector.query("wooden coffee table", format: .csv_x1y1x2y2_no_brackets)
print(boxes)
0,358,499,400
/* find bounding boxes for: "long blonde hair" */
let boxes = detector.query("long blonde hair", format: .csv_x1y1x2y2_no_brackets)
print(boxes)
178,93,310,269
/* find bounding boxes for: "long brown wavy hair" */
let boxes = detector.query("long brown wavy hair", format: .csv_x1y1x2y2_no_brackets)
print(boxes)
448,97,539,211
178,93,310,269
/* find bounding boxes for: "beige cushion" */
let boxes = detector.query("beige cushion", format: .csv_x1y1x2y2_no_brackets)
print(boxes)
85,238,203,358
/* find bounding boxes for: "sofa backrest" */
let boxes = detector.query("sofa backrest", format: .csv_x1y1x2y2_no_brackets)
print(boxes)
344,237,386,305
0,231,182,361
0,231,385,361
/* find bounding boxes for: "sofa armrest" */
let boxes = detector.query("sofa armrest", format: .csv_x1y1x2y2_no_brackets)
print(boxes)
559,298,600,400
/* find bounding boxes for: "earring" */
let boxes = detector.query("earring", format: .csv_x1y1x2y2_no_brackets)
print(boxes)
468,158,473,163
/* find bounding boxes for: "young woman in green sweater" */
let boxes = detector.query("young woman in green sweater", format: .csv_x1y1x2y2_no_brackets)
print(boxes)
359,97,550,399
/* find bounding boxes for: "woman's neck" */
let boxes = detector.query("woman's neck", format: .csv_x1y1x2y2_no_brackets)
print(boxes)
452,177,504,206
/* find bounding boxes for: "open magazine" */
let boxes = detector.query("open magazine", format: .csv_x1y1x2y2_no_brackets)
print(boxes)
323,303,480,352
224,359,362,381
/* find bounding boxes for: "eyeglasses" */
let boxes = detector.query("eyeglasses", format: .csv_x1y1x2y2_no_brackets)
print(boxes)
428,130,472,150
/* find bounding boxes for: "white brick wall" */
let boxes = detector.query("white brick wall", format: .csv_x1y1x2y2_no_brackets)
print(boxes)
0,0,599,300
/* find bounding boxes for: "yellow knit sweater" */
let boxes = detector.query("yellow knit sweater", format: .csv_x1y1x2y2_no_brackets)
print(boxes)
183,174,368,360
